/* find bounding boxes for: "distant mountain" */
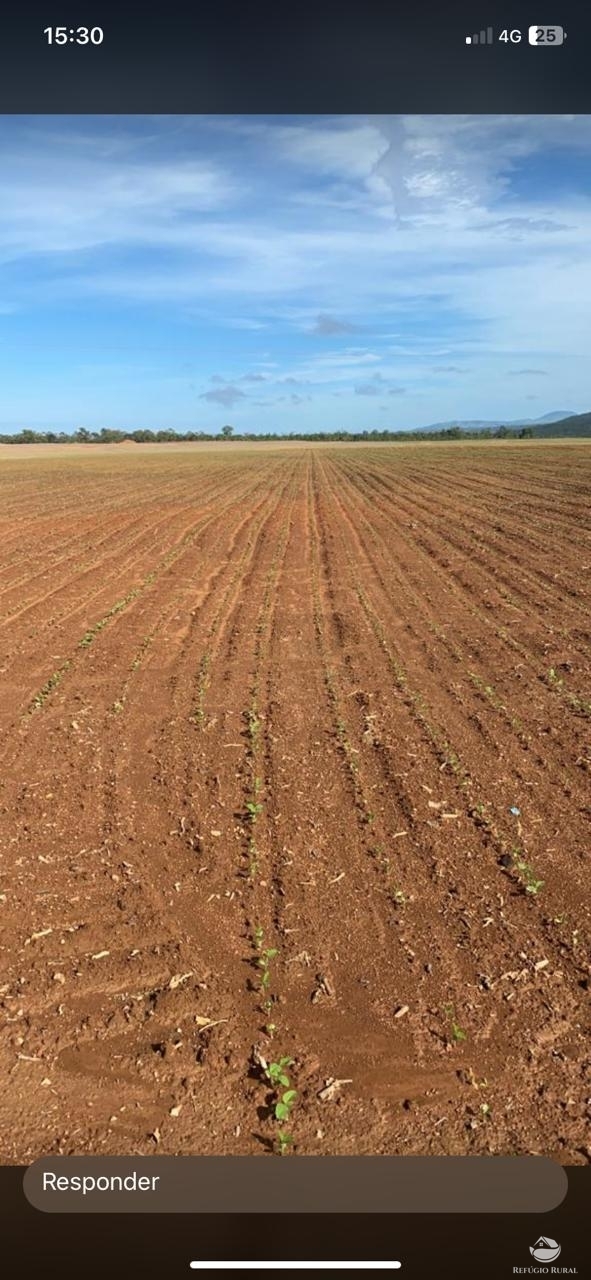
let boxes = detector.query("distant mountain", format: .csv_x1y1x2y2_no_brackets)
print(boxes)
534,411,579,424
530,411,591,438
419,411,576,433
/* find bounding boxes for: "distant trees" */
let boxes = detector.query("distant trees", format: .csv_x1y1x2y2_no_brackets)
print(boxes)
98,427,125,442
0,420,585,445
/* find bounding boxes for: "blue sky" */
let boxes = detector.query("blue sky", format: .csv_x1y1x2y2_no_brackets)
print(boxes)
0,114,590,434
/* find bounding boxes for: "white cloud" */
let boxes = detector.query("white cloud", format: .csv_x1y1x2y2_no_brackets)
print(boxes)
1,114,591,426
0,144,233,259
221,117,390,181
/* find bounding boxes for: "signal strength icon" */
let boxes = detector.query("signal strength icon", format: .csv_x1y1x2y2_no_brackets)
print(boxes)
466,27,493,44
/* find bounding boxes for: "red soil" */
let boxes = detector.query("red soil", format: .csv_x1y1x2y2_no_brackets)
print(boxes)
0,441,589,1163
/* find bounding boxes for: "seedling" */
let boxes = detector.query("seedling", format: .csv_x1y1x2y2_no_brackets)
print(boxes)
131,636,152,672
444,1004,467,1044
244,778,263,819
264,1057,293,1088
276,1130,293,1156
79,585,142,649
263,1058,298,1153
514,856,544,896
275,1089,297,1123
247,709,261,743
29,660,71,711
568,693,591,717
245,800,263,820
257,947,278,992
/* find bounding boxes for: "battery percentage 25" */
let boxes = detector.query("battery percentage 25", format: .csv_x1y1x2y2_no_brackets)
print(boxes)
528,25,566,45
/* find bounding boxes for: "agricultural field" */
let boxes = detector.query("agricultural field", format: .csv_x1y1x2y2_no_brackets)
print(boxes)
0,439,589,1164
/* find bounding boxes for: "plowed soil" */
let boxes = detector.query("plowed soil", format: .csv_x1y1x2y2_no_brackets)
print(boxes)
0,440,589,1164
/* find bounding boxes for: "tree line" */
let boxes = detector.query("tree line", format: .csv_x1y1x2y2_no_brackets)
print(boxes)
0,424,536,444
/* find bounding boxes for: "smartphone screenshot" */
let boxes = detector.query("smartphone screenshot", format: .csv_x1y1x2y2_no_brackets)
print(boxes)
0,4,589,1277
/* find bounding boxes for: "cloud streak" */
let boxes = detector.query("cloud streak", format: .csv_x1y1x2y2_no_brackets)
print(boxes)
0,114,588,430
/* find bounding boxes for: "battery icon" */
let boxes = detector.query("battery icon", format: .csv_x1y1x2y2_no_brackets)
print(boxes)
528,25,566,44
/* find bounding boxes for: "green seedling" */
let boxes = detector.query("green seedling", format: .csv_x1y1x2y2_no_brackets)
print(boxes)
514,856,544,896
264,1057,293,1088
245,800,263,820
263,1057,298,1151
79,586,142,648
276,1130,293,1156
444,1004,467,1044
257,947,278,992
568,694,591,717
131,635,152,672
247,710,261,742
253,924,264,951
275,1089,297,1123
29,660,72,711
